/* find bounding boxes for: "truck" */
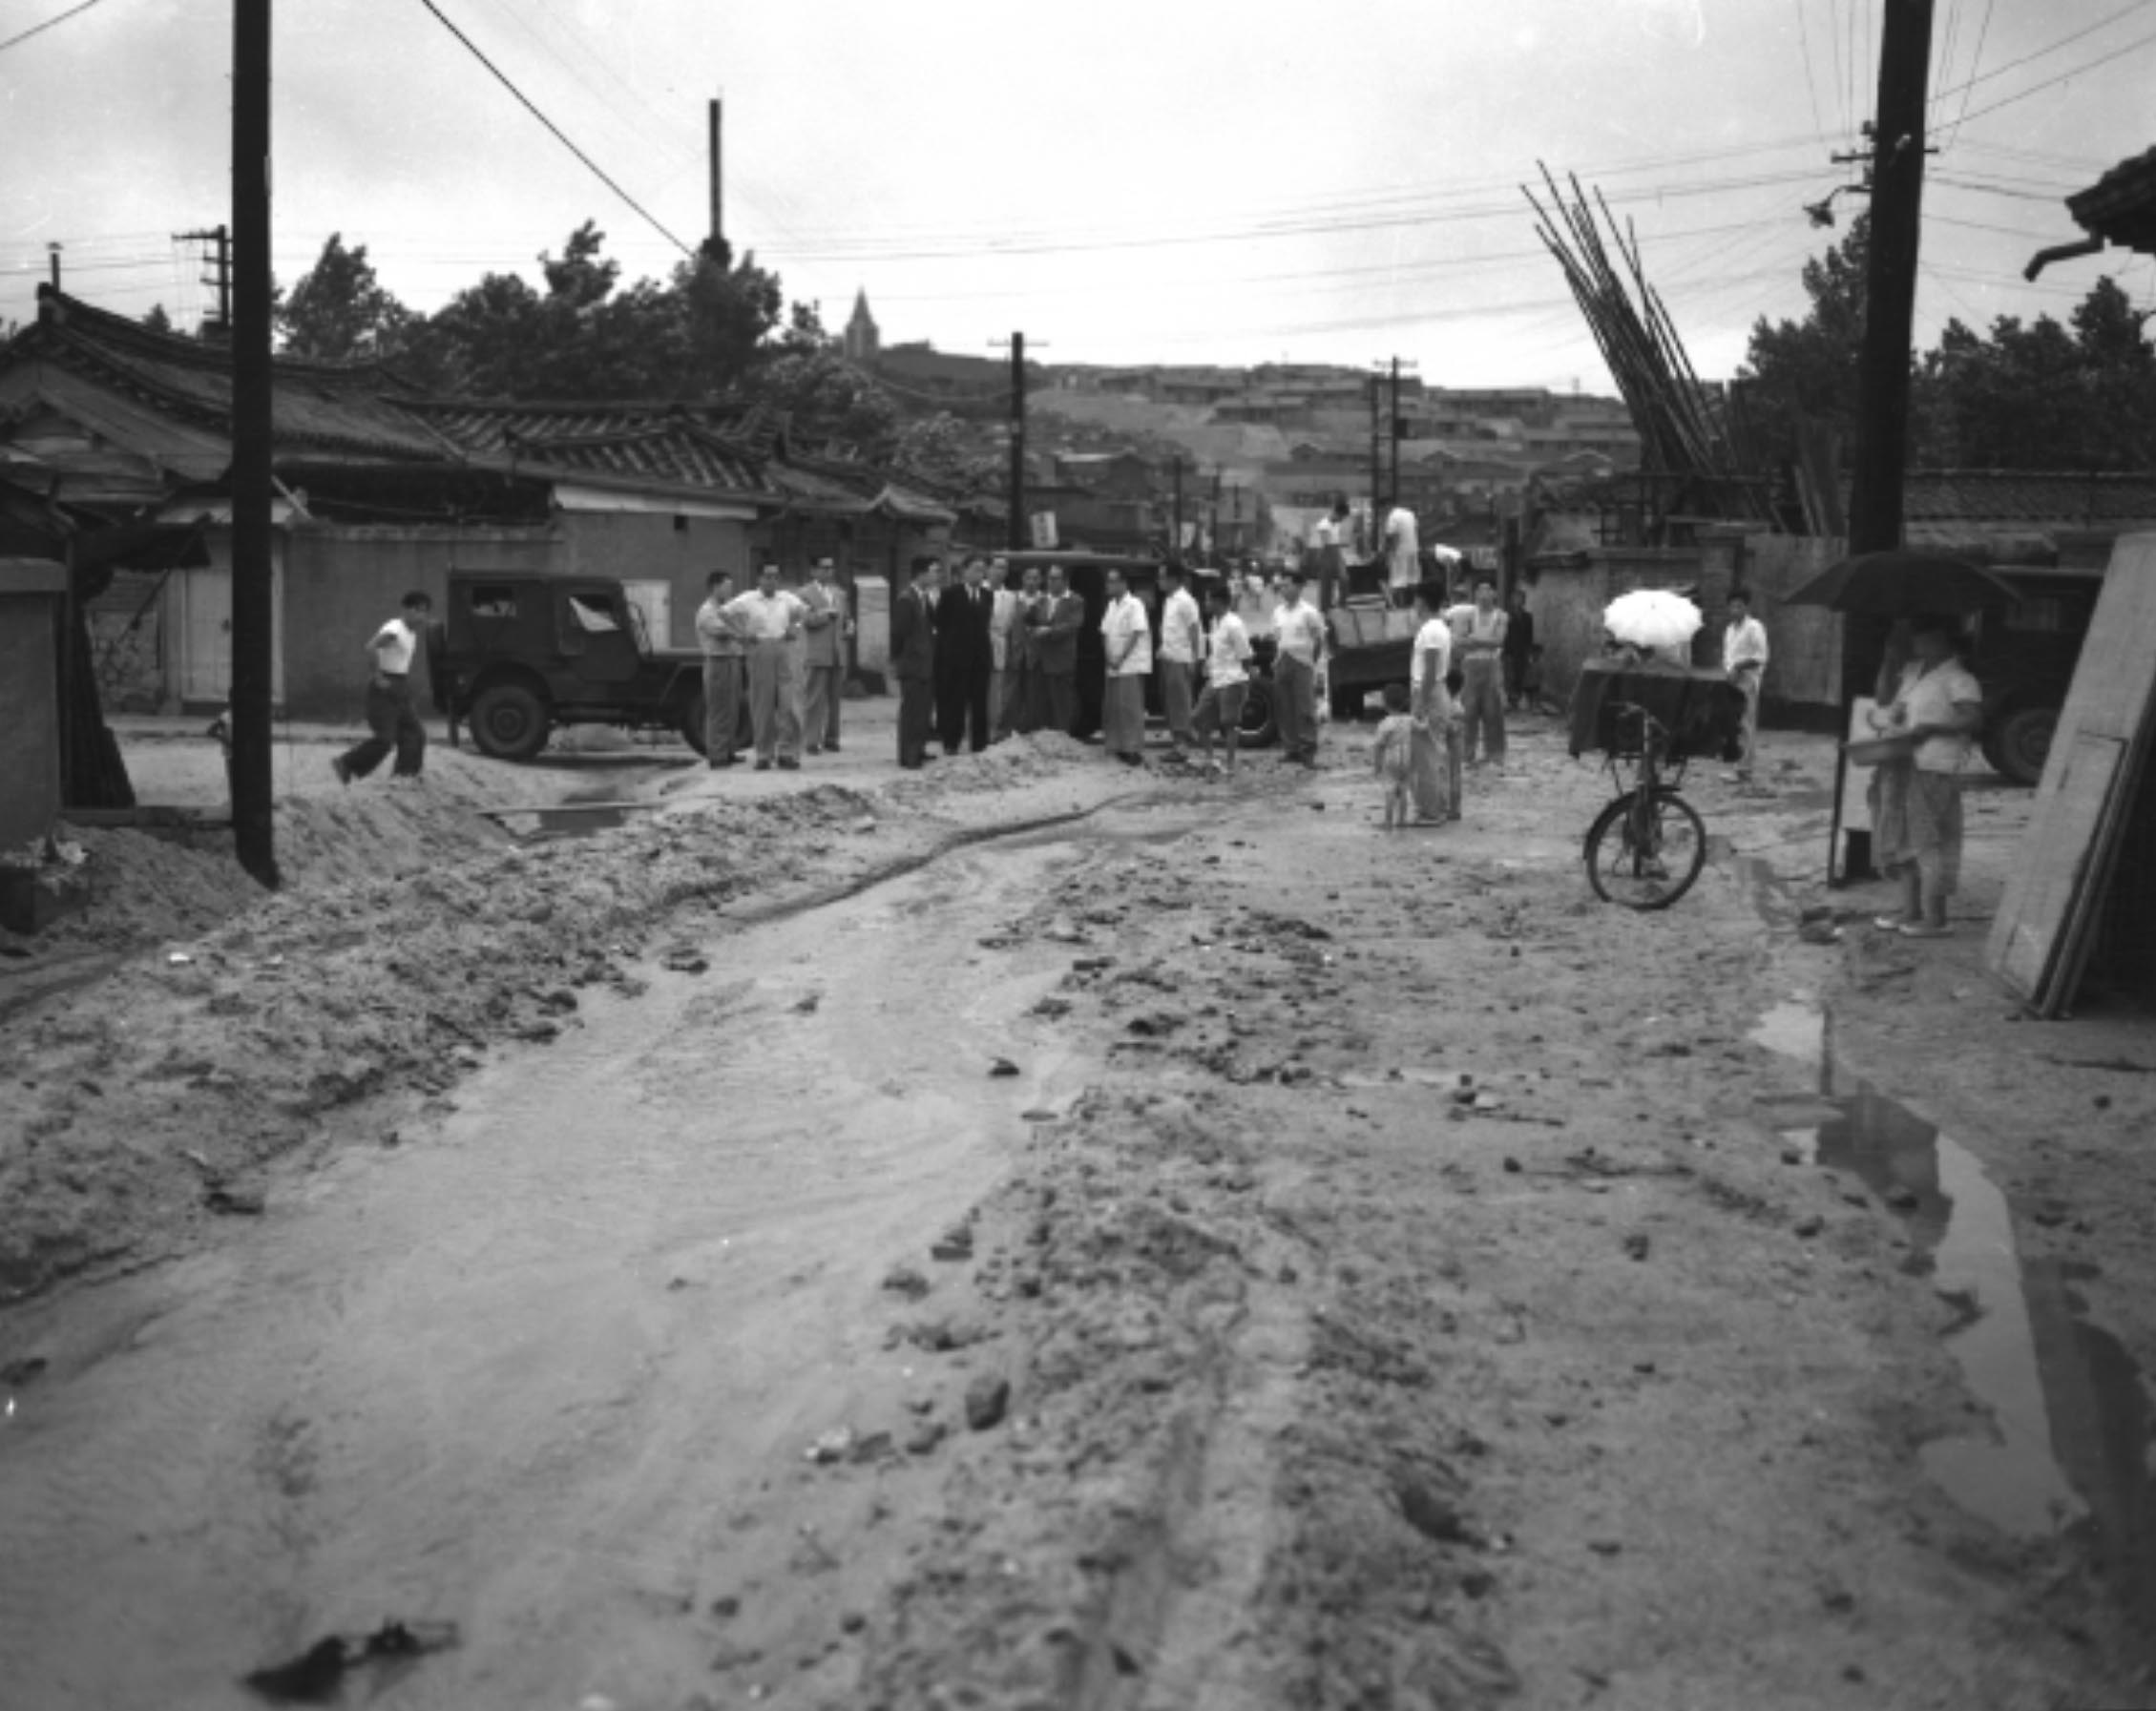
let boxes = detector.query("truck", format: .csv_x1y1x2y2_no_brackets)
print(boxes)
426,570,742,762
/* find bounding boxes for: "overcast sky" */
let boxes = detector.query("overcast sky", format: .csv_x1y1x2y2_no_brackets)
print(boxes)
3,0,2152,390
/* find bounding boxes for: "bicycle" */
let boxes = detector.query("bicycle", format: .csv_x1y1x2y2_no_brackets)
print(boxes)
1583,700,1708,909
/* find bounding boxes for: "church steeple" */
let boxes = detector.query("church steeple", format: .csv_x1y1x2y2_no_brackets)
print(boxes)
843,288,879,364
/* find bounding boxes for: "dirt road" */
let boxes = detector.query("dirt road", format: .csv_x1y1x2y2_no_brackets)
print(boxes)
1,717,2150,1710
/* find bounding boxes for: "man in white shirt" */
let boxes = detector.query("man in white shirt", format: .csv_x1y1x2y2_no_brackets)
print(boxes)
1191,579,1252,776
724,562,807,770
1099,567,1153,765
694,568,748,767
986,556,1019,743
1270,566,1327,767
1156,562,1204,759
333,590,432,785
1311,495,1350,611
1722,588,1769,782
1458,576,1510,768
1384,504,1419,607
799,556,851,756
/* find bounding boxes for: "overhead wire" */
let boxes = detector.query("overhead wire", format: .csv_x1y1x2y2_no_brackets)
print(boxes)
1927,0,2156,106
0,0,107,56
1942,17,2156,133
409,0,695,260
1939,0,1996,149
1793,0,1831,147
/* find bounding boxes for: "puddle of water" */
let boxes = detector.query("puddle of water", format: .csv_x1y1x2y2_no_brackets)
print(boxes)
1750,998,2156,1638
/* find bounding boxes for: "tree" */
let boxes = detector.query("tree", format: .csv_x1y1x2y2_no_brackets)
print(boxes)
279,233,410,362
142,303,174,335
1735,217,1870,469
738,348,899,454
1920,276,2156,469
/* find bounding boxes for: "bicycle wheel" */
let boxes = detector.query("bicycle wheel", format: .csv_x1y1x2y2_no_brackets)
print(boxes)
1584,787,1707,910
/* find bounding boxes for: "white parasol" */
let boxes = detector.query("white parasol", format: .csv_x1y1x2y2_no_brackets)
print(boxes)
1602,588,1702,654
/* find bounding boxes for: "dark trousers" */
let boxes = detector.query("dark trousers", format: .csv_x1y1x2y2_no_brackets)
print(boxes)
1039,671,1076,739
897,676,933,766
341,675,425,778
1274,654,1317,762
936,669,990,753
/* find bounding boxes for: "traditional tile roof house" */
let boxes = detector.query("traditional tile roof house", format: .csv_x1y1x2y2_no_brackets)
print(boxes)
0,290,970,715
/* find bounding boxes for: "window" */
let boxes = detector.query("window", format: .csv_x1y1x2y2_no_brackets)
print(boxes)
469,585,518,619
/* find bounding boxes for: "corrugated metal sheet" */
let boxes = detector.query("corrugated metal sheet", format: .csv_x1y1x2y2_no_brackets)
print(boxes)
2068,146,2156,255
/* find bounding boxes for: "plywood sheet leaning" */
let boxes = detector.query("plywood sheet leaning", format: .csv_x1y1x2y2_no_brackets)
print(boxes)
1985,532,2156,1013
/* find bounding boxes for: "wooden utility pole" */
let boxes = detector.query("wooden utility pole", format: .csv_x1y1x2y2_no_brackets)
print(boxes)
1006,331,1026,551
176,225,233,335
707,98,723,254
1367,376,1380,548
229,0,279,887
47,243,60,290
1829,0,1935,887
1389,356,1402,516
1845,0,1936,558
1171,455,1183,560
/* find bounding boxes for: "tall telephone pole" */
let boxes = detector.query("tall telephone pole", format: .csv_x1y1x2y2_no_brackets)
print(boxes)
1003,332,1027,551
176,225,232,336
1846,0,1936,558
1171,456,1183,560
1367,376,1381,548
707,98,723,255
1830,0,1936,887
229,0,278,887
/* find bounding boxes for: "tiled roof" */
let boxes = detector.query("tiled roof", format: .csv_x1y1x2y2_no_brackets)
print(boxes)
2068,146,2156,255
10,289,449,466
1895,469,2156,525
394,400,770,493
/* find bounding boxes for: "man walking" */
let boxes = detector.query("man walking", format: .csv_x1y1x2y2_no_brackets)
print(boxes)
1099,566,1152,765
1270,566,1325,767
798,556,850,756
1157,562,1203,760
892,555,939,769
726,561,807,770
935,554,994,754
1723,587,1769,782
333,589,432,786
1191,578,1252,776
1029,562,1084,737
693,569,747,767
1458,575,1508,768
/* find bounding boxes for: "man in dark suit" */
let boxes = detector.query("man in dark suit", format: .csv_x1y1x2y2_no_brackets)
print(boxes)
934,553,994,753
1027,561,1085,737
892,555,940,769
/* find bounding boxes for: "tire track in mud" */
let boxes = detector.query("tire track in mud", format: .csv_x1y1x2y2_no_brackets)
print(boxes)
0,787,1225,1710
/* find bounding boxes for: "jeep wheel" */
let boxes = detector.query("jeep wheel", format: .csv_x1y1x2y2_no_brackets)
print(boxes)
1994,705,2057,787
680,690,708,757
470,681,551,762
1238,679,1279,749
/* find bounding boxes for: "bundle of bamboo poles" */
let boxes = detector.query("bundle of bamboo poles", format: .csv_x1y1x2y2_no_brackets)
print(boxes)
1524,166,1769,520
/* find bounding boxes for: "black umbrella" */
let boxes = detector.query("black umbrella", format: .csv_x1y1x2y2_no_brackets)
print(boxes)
1782,549,2022,616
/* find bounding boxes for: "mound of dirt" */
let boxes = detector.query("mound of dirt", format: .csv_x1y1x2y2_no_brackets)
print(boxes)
0,784,893,1298
885,732,1100,800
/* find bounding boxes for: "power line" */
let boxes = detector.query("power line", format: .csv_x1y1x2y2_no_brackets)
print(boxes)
0,0,108,56
1929,0,2155,105
1794,0,1831,144
1939,0,1995,146
1944,17,2156,132
410,0,695,259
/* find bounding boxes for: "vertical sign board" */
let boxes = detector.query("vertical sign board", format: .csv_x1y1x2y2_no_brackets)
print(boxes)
1985,532,2156,1011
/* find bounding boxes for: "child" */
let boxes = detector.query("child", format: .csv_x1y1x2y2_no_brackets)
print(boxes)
1371,682,1416,830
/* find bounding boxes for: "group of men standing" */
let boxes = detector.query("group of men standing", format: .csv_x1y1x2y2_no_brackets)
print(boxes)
891,553,1088,770
693,558,852,770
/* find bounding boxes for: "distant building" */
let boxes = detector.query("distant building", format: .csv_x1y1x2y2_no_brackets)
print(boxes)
842,289,880,364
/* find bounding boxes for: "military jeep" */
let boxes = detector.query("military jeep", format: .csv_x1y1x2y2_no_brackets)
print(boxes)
429,571,741,762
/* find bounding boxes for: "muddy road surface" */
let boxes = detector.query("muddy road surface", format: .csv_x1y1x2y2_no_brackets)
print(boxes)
2,727,2150,1711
